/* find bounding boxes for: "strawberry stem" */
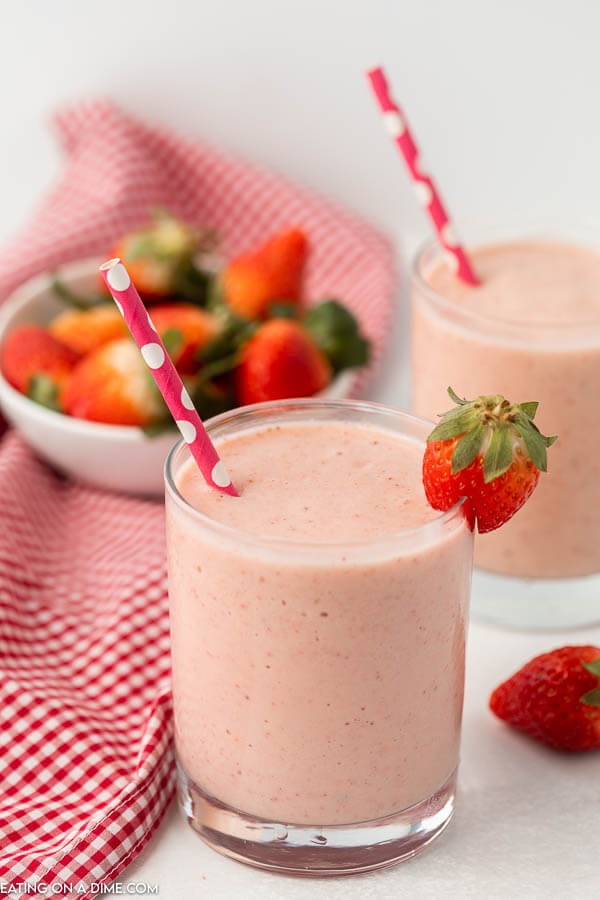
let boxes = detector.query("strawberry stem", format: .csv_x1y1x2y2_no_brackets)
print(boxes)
427,387,557,483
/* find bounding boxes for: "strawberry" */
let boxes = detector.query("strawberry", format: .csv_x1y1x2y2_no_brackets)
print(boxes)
49,304,127,355
149,304,219,374
1,325,78,397
107,211,204,302
221,228,308,320
422,388,557,533
62,338,166,426
490,646,600,752
236,318,331,406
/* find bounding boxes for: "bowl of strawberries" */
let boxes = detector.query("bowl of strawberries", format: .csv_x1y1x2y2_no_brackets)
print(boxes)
0,213,370,495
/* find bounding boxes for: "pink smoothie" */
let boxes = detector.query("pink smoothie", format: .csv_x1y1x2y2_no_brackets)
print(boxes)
412,239,600,578
165,413,472,826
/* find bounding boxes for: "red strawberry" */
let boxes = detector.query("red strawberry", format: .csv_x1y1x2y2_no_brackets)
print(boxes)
236,318,331,406
422,388,557,533
222,228,308,320
1,325,78,396
107,212,199,301
62,338,166,426
149,304,219,373
49,304,128,356
490,646,600,752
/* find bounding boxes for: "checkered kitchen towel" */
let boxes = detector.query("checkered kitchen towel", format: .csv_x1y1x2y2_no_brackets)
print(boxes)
0,101,394,893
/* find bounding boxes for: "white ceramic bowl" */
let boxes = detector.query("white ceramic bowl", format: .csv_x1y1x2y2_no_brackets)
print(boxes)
0,260,354,496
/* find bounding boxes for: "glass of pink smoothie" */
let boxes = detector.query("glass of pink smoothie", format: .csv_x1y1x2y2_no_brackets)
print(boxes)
412,232,600,629
164,399,473,874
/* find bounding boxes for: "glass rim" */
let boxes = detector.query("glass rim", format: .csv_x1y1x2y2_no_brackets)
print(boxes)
164,398,469,553
412,234,600,334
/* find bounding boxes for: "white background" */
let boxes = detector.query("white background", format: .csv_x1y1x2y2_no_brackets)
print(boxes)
2,2,600,897
3,0,600,259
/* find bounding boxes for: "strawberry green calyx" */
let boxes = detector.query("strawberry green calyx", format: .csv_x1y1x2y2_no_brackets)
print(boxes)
125,209,198,263
28,374,61,411
304,300,370,374
427,387,558,483
581,658,600,707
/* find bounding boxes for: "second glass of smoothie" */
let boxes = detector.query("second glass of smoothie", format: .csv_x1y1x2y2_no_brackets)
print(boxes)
165,399,473,874
412,229,600,628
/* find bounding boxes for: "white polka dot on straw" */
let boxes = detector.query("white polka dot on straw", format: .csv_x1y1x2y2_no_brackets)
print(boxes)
441,222,459,248
383,110,406,137
141,343,165,369
211,461,232,488
147,312,158,332
176,420,197,444
180,386,195,410
105,262,131,291
414,180,433,207
444,250,460,272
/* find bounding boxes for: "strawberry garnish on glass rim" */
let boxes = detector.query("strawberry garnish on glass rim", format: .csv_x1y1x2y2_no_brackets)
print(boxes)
422,387,557,533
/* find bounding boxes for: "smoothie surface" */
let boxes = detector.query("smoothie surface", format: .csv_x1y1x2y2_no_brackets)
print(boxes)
427,239,600,325
175,420,439,540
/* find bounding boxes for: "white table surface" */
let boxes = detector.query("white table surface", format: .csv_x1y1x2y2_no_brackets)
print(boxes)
117,341,600,899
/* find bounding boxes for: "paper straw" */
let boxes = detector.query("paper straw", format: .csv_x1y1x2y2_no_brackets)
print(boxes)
366,66,479,286
99,258,238,497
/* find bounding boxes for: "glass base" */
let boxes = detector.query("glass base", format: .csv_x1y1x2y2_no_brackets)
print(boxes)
472,568,600,630
177,764,457,875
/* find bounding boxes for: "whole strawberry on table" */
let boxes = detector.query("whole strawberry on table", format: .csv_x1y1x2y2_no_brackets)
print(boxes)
490,646,600,752
0,211,370,428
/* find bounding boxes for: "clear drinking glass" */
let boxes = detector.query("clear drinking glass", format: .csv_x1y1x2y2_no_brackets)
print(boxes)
411,228,600,629
164,399,473,874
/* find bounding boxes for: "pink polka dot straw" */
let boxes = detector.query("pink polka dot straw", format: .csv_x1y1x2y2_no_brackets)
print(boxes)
100,258,238,497
366,66,480,287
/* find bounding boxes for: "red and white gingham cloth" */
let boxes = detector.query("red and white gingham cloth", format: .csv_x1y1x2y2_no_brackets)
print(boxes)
0,101,394,893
